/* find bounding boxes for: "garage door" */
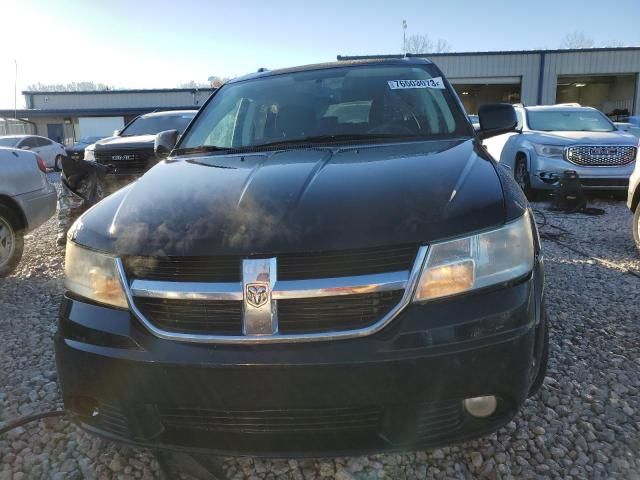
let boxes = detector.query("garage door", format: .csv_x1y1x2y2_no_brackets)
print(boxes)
450,77,522,115
78,117,124,138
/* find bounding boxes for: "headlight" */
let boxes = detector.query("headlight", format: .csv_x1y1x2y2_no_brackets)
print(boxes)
84,145,96,161
64,242,128,308
531,143,564,159
413,212,534,302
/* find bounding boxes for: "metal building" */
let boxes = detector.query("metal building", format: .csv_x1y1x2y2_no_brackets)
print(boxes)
339,47,640,118
0,87,215,143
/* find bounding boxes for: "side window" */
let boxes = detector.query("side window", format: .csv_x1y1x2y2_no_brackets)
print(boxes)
35,137,52,147
19,137,38,149
203,98,243,148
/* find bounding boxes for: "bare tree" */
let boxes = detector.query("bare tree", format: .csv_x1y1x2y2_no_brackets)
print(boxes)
25,81,113,92
207,76,230,88
178,80,211,88
559,31,596,49
404,34,452,54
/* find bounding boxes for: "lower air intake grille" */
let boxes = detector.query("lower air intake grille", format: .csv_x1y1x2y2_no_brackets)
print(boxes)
277,290,404,334
157,405,382,434
566,145,637,167
135,298,243,335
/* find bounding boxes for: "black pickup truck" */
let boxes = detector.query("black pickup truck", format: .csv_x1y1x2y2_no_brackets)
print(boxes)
56,58,547,457
84,110,196,188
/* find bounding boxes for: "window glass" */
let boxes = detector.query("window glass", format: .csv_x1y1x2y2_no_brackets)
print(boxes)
181,64,470,150
19,137,39,148
120,113,196,136
35,137,52,147
527,109,615,132
0,137,19,147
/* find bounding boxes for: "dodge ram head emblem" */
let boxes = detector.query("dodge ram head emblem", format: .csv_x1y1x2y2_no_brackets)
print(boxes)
246,283,269,308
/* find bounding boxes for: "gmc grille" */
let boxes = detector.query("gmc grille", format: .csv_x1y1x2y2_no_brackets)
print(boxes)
565,145,637,167
95,149,155,175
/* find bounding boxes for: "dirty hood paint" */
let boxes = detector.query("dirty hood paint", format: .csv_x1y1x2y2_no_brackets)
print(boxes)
71,140,507,256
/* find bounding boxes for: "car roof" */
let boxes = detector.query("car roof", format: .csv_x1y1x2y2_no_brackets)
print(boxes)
229,57,435,84
522,105,599,113
140,109,197,118
0,134,48,140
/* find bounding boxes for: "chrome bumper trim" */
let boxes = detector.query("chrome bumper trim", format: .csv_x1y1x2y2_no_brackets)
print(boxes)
115,246,428,344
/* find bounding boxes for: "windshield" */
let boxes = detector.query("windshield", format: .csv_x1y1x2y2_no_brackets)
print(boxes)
180,64,470,151
120,113,195,136
0,137,19,147
527,109,615,132
78,136,103,144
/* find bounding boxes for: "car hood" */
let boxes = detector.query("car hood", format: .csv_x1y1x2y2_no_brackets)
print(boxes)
94,134,156,150
525,130,639,146
71,139,508,256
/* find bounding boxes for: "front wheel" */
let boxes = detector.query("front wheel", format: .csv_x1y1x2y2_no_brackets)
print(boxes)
514,156,536,200
0,205,24,277
632,207,640,251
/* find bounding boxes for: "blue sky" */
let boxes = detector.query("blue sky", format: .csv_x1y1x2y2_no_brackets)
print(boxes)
0,0,639,107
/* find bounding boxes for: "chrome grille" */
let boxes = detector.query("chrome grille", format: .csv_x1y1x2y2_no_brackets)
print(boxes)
95,149,155,174
118,245,427,343
565,145,637,167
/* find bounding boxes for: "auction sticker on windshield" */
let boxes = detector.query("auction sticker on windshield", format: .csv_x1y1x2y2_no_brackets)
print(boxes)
388,78,445,90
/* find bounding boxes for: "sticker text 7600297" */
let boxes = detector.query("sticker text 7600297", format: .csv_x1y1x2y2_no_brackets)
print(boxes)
387,77,445,90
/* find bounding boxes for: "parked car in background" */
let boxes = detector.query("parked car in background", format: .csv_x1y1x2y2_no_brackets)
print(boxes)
0,135,67,170
65,136,106,161
0,147,56,275
84,110,196,189
627,159,640,249
484,104,639,198
57,58,547,457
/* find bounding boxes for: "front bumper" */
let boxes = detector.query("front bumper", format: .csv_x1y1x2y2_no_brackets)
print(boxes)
14,183,57,231
55,264,545,457
530,154,635,190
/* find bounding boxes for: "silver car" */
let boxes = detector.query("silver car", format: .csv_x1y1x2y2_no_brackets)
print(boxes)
0,147,57,276
485,105,639,198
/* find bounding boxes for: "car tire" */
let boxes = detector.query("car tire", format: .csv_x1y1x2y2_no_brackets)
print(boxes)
54,155,64,172
514,155,536,201
0,205,24,277
528,313,549,398
633,207,640,250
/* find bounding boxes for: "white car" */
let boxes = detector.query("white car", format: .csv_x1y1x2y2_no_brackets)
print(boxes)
0,135,67,170
0,147,57,275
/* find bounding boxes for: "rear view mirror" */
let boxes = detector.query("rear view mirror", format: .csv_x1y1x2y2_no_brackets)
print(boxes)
155,130,179,159
477,104,517,140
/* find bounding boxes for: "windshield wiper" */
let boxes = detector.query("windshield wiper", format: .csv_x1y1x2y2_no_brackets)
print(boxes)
249,133,421,149
173,145,230,155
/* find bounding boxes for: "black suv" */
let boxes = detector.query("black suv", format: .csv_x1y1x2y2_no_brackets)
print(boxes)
56,58,547,456
84,110,196,186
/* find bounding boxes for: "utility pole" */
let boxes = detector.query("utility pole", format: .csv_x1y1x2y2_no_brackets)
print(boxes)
402,20,407,54
14,60,18,119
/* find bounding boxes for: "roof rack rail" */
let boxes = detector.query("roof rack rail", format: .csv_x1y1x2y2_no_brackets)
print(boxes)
554,102,581,107
512,103,525,107
257,67,269,73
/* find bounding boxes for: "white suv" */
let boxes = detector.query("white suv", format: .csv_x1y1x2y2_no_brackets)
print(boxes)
484,104,639,199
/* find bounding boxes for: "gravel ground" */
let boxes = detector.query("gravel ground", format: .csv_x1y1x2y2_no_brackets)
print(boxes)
1,173,640,479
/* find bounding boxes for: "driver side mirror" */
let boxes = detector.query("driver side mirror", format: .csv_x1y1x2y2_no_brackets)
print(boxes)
155,130,179,159
20,145,31,150
113,129,121,136
477,103,517,140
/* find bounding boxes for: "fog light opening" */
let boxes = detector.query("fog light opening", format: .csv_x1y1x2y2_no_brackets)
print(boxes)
463,395,497,418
